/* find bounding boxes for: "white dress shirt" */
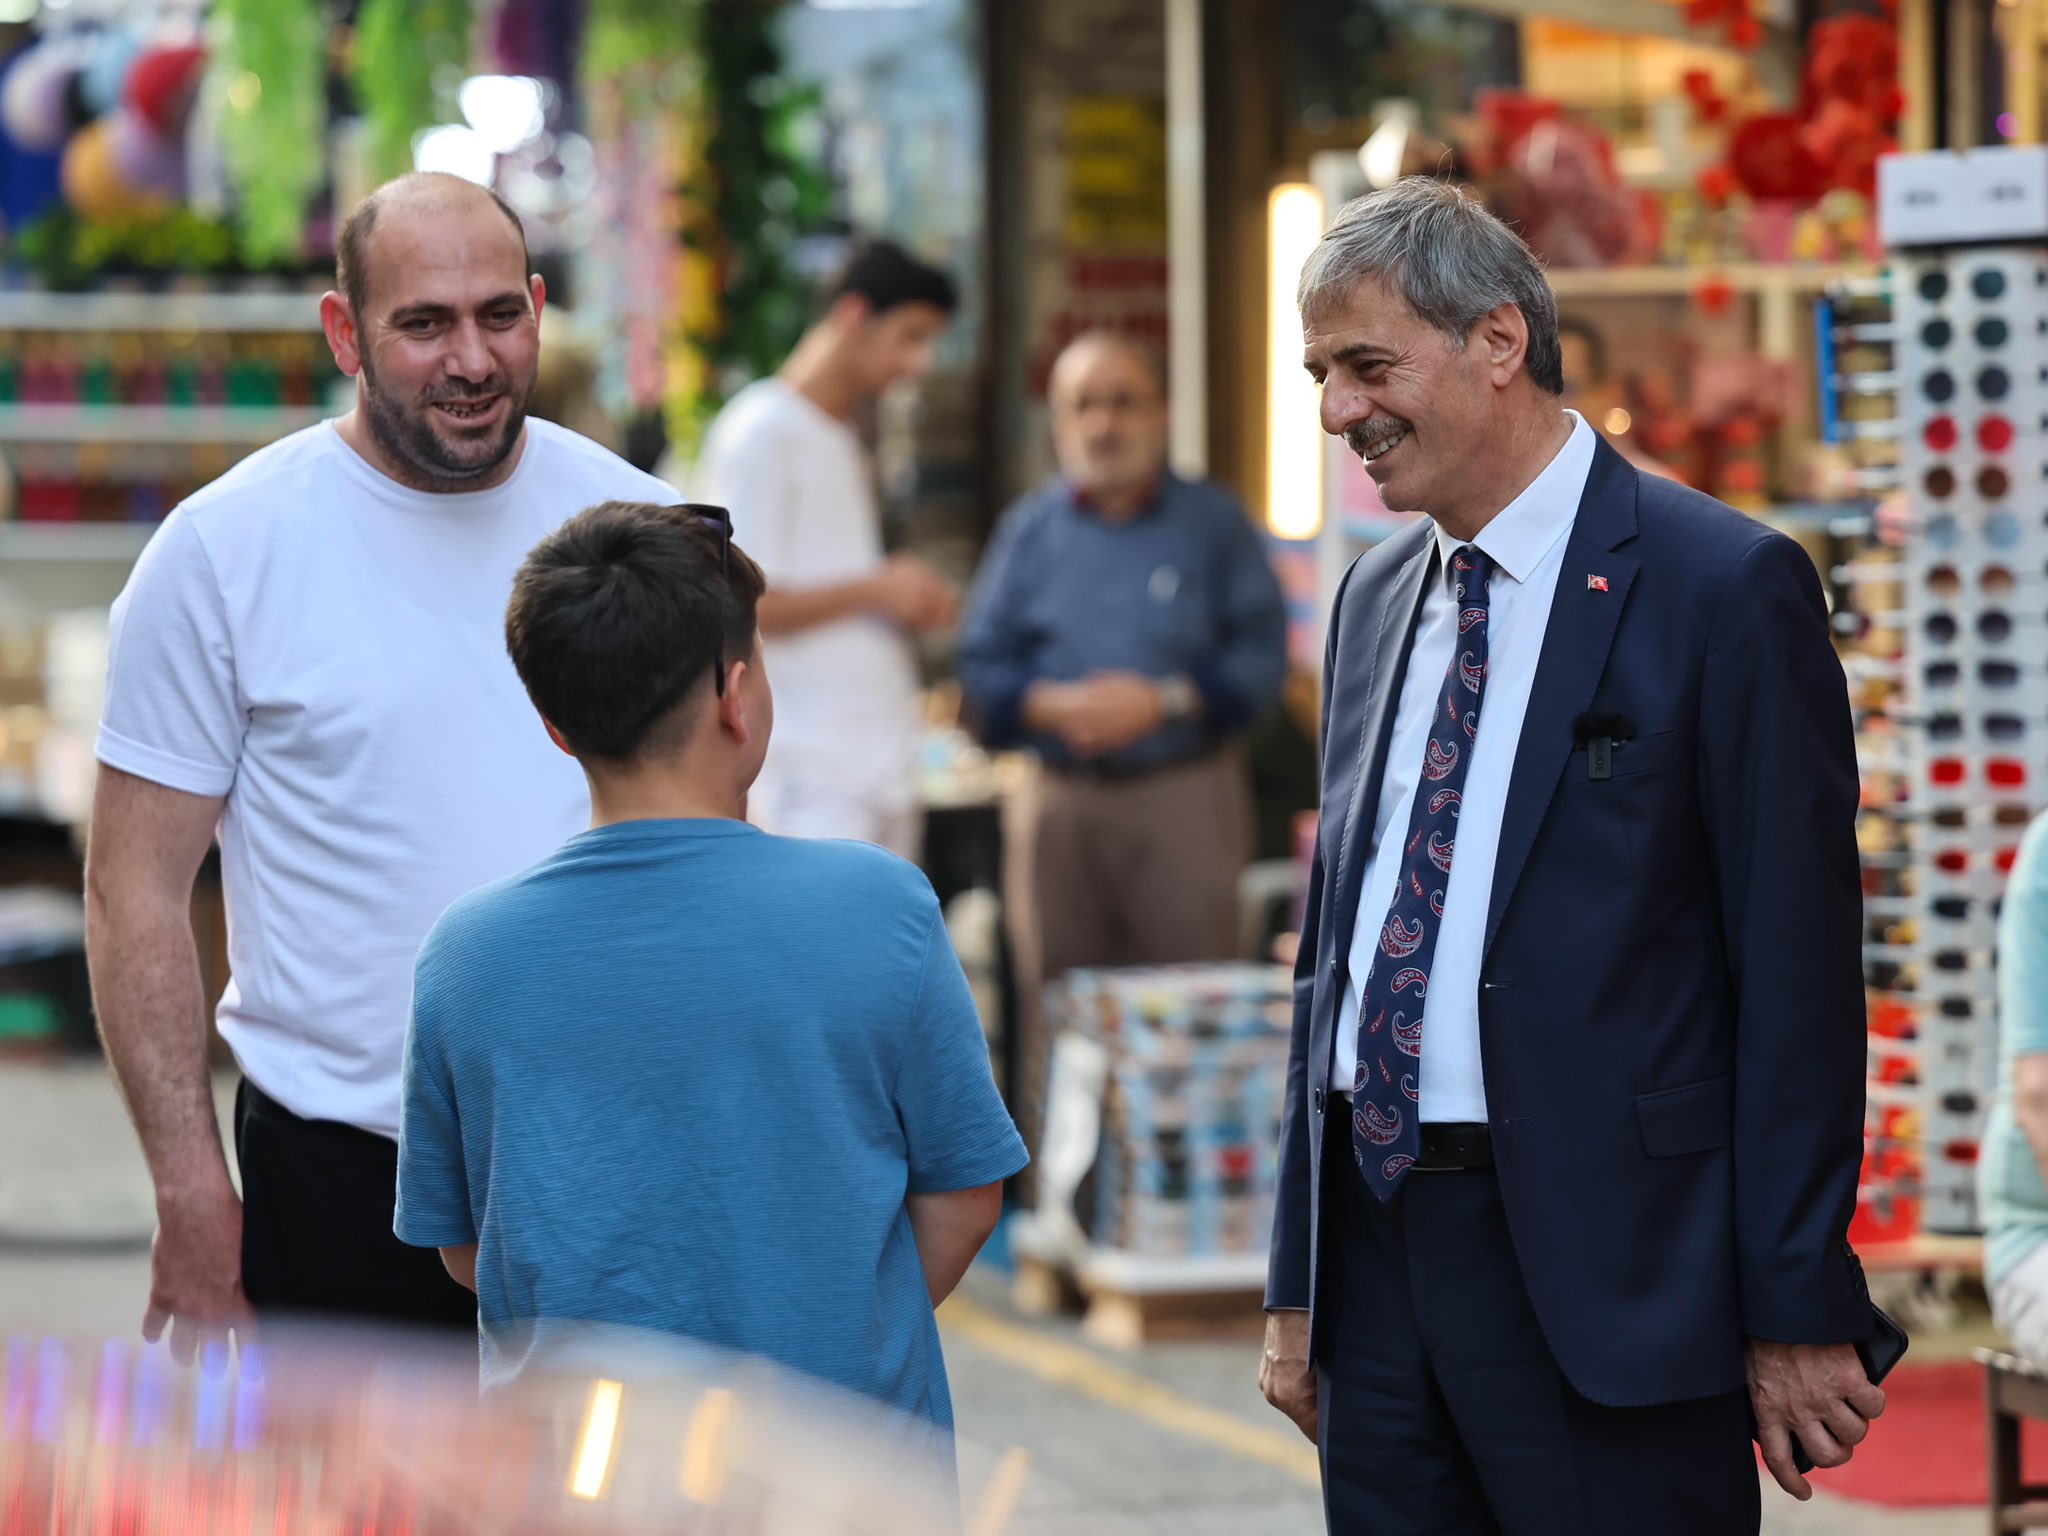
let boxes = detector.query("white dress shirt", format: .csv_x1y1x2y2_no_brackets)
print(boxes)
1333,413,1597,1120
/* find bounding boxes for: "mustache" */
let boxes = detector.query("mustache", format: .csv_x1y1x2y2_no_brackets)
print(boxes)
1345,417,1411,458
421,379,512,404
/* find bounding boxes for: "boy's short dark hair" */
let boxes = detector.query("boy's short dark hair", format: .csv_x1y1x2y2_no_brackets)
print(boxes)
506,501,766,763
823,238,959,319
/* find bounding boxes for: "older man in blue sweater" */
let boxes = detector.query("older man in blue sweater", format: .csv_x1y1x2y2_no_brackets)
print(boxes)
959,333,1288,981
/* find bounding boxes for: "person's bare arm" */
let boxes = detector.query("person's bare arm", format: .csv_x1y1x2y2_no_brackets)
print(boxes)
757,580,882,635
2015,1055,2048,1180
759,555,957,637
84,765,246,1361
906,1181,1004,1305
439,1243,479,1294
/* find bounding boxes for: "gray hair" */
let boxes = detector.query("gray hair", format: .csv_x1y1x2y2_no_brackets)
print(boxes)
1297,177,1563,396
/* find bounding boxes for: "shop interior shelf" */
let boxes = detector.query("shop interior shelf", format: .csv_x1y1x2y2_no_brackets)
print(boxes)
0,290,327,333
0,405,326,445
0,521,158,563
1545,262,1876,300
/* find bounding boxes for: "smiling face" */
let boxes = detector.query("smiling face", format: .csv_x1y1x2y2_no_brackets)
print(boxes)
1302,274,1535,522
331,197,542,492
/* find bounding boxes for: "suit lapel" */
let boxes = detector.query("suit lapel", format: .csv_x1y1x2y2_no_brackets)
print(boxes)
1326,523,1435,971
1483,441,1642,962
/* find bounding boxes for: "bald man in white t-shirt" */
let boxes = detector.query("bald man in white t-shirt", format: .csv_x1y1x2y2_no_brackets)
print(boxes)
691,240,961,861
85,174,676,1361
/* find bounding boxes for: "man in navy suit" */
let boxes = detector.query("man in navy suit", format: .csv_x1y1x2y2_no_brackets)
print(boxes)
1258,177,1885,1532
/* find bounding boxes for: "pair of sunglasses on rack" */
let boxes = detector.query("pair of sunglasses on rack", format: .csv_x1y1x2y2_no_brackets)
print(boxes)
1923,511,2027,552
1919,316,2018,350
1921,464,2012,499
1926,658,2048,688
1921,367,2015,404
1922,415,2015,453
1924,609,2048,644
1927,845,2020,874
1917,266,2024,301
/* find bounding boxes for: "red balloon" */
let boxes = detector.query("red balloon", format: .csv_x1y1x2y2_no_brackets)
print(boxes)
122,44,205,136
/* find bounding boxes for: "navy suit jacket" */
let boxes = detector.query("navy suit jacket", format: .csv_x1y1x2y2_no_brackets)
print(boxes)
1267,438,1873,1407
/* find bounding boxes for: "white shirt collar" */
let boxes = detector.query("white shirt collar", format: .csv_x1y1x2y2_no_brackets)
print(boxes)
1430,410,1597,589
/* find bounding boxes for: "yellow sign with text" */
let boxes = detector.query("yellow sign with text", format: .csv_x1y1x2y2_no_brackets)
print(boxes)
1062,97,1167,247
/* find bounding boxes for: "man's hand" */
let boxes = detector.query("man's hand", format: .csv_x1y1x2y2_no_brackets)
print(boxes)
1748,1339,1884,1499
1055,672,1168,758
867,554,958,633
145,1180,252,1366
1259,1309,1318,1443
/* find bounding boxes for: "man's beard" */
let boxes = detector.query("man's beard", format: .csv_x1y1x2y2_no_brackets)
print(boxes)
1345,416,1413,461
360,355,536,491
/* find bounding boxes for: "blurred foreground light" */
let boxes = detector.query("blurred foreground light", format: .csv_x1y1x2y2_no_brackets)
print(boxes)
679,1387,737,1504
414,124,495,185
1604,407,1633,436
569,1378,624,1501
1266,183,1326,540
460,75,547,154
0,0,40,22
227,73,261,113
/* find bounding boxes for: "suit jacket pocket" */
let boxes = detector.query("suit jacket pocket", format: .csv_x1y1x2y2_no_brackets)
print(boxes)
1636,1074,1734,1157
1606,729,1681,780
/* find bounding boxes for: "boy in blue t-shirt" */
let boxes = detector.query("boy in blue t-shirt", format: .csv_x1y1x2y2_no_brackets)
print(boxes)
394,499,1028,1436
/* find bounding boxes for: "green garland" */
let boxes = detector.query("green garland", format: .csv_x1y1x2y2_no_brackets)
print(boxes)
698,0,831,392
214,0,326,265
353,0,475,181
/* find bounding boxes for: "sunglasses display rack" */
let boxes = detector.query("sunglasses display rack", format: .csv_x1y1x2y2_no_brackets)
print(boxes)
1822,272,1927,1245
1890,244,2048,1233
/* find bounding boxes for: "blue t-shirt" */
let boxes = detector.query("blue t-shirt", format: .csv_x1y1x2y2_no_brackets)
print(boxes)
395,818,1029,1432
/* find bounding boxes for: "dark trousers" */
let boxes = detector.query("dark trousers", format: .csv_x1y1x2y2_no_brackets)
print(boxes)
234,1080,475,1329
1317,1116,1759,1535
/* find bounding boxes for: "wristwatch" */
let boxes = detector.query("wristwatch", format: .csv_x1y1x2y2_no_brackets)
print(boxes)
1158,675,1201,723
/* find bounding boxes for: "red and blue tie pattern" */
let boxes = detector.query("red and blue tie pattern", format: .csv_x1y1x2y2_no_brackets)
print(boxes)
1351,546,1495,1201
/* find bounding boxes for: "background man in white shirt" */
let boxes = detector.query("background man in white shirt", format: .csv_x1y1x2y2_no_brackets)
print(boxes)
691,241,960,860
1258,178,1880,1532
85,172,677,1361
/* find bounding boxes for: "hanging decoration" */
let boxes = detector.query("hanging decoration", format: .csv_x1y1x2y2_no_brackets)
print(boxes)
580,0,827,458
213,0,326,264
352,0,476,181
1688,1,1901,208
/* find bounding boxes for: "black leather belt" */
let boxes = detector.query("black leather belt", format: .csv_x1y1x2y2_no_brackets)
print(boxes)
1049,745,1220,783
1415,1121,1493,1171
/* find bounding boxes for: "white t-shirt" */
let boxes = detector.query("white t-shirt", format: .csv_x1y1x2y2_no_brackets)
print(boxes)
694,379,921,809
96,419,677,1138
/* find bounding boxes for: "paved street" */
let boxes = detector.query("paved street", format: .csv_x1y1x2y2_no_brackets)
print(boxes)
0,1062,1977,1534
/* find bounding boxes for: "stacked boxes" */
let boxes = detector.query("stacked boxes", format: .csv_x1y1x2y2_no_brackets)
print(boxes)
1050,964,1291,1260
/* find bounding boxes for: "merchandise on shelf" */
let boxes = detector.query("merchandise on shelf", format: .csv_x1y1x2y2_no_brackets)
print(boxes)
1889,245,2048,1234
1046,964,1291,1262
0,293,339,525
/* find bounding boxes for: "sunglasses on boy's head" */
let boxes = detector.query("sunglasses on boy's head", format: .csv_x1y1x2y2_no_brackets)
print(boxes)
669,503,734,694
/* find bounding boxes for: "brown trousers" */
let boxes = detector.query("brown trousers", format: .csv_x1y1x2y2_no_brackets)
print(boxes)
1031,750,1252,979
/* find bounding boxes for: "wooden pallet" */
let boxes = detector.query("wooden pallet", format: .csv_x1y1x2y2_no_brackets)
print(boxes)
1077,1283,1268,1350
1011,1247,1268,1348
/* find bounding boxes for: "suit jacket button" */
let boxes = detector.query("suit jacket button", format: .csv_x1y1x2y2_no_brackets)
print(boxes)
1314,1088,1327,1113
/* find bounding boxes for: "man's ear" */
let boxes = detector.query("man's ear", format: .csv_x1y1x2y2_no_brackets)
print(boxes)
320,291,363,378
828,291,872,332
720,661,755,745
541,718,576,758
1475,301,1530,389
529,271,547,327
